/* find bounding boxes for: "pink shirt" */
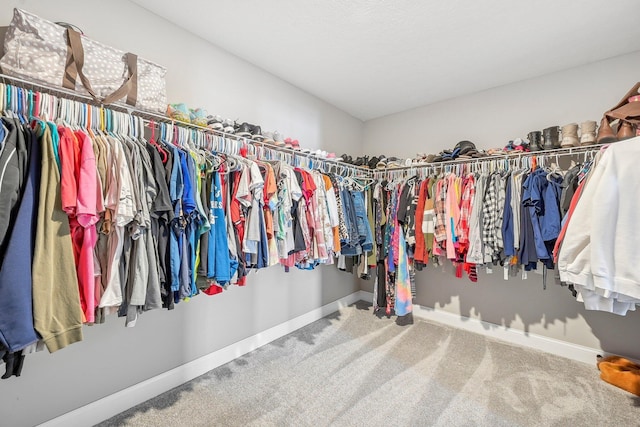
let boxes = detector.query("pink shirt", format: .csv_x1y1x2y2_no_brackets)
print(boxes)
59,127,80,217
445,174,461,260
75,131,100,228
59,128,100,324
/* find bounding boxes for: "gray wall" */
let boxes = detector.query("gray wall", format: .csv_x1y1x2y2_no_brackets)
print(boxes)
0,1,362,426
362,51,640,361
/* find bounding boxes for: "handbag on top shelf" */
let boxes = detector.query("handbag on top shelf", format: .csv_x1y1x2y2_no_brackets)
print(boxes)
0,8,167,114
597,82,640,143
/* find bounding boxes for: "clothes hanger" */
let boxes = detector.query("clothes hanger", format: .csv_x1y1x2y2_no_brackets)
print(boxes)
357,174,376,190
15,86,26,124
84,101,93,132
53,97,69,129
165,121,179,149
210,134,219,152
0,84,11,118
147,120,167,161
189,136,207,169
159,121,165,144
338,167,354,189
177,126,186,149
83,103,99,141
105,108,116,136
228,153,246,172
26,89,33,120
3,85,17,119
0,83,5,113
77,100,85,130
184,127,193,150
117,109,126,137
544,153,564,175
202,132,212,151
92,105,106,138
118,111,127,139
384,173,398,191
67,98,76,128
117,110,128,138
29,90,41,120
213,135,222,153
101,107,111,135
199,146,219,174
126,111,137,140
72,99,84,131
158,121,172,150
189,131,209,167
32,90,39,119
134,115,141,140
41,93,51,122
37,91,45,121
171,121,180,148
8,85,15,114
48,93,57,122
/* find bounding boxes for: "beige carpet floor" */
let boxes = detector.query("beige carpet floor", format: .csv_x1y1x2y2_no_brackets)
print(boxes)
97,301,640,426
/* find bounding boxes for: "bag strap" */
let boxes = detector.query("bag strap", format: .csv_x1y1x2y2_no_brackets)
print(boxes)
125,52,138,107
64,28,138,107
63,40,78,90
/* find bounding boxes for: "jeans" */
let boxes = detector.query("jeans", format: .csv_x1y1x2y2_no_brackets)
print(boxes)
339,188,360,255
340,189,374,256
352,191,374,252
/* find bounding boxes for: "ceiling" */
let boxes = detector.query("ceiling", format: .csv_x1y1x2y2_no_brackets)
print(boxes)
132,0,640,121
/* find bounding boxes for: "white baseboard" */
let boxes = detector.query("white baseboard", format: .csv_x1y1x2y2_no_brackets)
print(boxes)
39,291,362,427
358,291,600,365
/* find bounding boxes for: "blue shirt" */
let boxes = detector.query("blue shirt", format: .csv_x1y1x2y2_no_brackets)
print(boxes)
208,172,233,285
522,169,551,260
179,151,197,216
502,176,515,257
168,146,184,293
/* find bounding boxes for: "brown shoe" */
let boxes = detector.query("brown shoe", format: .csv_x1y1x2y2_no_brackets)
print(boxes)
596,117,617,144
598,361,640,396
617,121,636,140
597,355,640,369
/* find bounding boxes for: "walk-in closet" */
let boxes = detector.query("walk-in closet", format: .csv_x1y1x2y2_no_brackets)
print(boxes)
1,1,640,426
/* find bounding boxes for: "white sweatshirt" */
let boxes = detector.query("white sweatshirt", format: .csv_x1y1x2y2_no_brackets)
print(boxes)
558,136,640,315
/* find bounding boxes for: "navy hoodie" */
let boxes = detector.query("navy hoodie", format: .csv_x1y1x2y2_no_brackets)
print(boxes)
0,123,39,352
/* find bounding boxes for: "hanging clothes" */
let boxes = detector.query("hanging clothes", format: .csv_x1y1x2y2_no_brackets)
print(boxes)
59,127,100,324
206,171,235,287
394,231,413,316
32,122,84,352
0,118,39,353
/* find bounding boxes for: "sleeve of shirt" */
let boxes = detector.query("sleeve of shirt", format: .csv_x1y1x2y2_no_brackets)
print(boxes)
58,128,78,217
249,162,265,193
236,165,252,207
397,183,410,224
76,132,99,227
265,166,278,209
325,185,340,228
288,171,303,202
